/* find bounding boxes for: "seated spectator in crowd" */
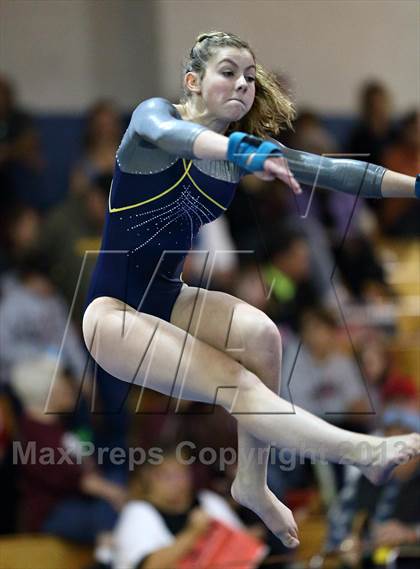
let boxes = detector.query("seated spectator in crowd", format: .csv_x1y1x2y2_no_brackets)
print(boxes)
0,250,86,386
131,395,306,561
113,444,261,569
352,332,418,432
382,110,419,177
332,229,392,304
38,173,109,325
234,259,271,314
288,109,339,156
260,227,319,332
348,80,395,167
133,396,238,495
225,173,292,253
0,73,46,210
281,308,366,430
0,203,41,278
380,110,420,236
69,100,122,197
183,215,239,294
325,404,420,568
11,355,126,564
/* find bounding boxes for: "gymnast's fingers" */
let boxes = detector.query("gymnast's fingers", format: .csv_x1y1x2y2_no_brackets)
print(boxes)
254,170,276,181
265,156,302,194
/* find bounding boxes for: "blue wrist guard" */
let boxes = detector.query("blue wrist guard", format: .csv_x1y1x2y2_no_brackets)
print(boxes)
227,132,283,172
415,174,420,199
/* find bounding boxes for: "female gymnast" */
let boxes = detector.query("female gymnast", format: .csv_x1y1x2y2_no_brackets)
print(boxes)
83,31,420,547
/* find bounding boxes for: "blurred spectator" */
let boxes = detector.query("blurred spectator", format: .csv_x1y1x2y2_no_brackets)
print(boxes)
348,81,395,167
0,249,87,385
380,110,420,236
289,109,339,156
259,227,318,331
325,404,420,568
281,307,366,429
38,174,109,325
183,216,239,294
353,333,418,429
130,395,308,561
11,355,126,556
234,260,270,313
334,233,392,302
382,110,420,177
0,203,41,276
69,100,121,196
112,444,251,569
133,395,238,494
226,174,291,252
0,73,46,210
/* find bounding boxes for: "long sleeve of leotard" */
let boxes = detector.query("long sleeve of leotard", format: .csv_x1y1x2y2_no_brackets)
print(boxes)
275,141,386,198
128,97,208,159
121,97,386,197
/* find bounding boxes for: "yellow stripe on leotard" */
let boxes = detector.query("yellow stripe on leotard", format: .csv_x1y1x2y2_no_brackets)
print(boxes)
109,159,226,214
183,159,227,211
109,160,194,213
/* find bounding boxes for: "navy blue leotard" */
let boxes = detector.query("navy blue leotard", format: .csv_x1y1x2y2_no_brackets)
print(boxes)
86,98,243,322
86,158,241,320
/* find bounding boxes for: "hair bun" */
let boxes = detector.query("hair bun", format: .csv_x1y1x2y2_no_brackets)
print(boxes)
196,33,210,43
195,31,228,44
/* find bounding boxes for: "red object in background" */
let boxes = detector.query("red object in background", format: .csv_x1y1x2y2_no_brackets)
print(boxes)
285,488,317,511
178,520,268,569
382,373,417,402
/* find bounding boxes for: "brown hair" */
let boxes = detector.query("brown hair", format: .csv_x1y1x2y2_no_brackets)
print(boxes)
182,31,296,137
299,307,339,331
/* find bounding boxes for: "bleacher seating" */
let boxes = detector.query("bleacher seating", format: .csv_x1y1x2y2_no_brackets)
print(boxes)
0,535,93,569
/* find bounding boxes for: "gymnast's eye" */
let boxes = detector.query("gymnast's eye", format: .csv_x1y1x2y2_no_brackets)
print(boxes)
222,70,234,77
246,76,256,83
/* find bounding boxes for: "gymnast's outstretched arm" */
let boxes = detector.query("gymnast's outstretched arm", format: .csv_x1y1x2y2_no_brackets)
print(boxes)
126,97,418,199
273,141,417,199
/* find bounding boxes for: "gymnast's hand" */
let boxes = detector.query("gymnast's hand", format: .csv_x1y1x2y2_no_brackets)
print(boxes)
254,154,302,194
227,132,302,195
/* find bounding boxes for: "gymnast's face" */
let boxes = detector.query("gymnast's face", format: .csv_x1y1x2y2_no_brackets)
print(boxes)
187,47,256,126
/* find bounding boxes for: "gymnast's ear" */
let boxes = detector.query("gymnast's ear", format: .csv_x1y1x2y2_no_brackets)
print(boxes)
184,71,202,95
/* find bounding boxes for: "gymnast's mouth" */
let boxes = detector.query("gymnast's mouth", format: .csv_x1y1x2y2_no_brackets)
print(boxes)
228,98,246,105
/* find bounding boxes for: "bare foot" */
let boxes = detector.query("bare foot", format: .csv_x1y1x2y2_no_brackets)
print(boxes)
359,433,420,485
231,477,300,548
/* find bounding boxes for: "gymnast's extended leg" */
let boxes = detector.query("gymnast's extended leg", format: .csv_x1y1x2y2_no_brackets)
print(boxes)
83,295,420,546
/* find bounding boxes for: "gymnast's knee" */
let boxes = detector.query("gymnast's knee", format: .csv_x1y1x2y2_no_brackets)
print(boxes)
246,312,282,360
82,296,123,351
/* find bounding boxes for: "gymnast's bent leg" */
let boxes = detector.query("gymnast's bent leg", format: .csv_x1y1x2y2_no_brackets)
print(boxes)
170,286,299,546
82,295,420,546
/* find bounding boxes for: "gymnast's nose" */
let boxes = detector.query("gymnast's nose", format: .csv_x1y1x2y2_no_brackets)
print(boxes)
235,74,248,91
